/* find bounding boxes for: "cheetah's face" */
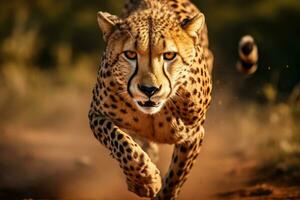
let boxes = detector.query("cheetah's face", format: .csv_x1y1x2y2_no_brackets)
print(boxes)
97,11,204,114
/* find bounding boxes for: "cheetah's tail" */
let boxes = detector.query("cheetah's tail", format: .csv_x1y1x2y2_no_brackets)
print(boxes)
237,35,258,75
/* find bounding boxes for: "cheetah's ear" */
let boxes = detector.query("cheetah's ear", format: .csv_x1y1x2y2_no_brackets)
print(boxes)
181,13,205,44
97,11,122,42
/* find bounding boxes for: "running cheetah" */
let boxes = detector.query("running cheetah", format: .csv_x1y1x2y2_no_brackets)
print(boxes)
88,0,257,199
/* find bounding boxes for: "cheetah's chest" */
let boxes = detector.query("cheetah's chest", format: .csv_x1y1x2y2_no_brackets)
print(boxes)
99,92,199,144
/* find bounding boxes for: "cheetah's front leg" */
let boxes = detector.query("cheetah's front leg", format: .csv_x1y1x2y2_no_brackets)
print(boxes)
154,127,205,200
89,111,161,197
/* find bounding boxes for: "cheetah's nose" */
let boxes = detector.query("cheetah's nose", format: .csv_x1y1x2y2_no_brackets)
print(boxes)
138,84,161,98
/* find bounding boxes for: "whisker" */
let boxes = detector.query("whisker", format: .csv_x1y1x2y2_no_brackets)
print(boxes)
167,95,178,110
116,90,127,95
175,91,185,101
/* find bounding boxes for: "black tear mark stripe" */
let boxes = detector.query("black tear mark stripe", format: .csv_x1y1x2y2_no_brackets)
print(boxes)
127,61,139,97
162,63,172,98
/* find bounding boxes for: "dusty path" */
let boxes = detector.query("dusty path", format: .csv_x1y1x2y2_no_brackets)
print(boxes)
0,123,249,199
0,89,298,199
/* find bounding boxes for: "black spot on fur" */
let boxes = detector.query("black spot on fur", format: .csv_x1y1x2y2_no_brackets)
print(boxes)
120,109,127,114
119,145,124,153
106,122,112,129
177,169,183,176
180,146,187,153
117,134,123,140
123,141,128,147
133,117,139,122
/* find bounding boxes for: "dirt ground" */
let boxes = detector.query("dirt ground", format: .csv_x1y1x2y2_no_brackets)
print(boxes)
0,87,299,199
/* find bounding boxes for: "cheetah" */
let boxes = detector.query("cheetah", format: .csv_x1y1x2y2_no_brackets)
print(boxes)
88,0,256,199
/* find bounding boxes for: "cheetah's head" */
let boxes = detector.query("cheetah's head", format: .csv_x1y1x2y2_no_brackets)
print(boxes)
97,8,205,114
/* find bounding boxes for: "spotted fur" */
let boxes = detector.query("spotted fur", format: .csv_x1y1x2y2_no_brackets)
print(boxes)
89,0,213,199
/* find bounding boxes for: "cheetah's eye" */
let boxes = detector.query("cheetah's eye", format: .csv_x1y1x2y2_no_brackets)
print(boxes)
124,51,137,60
163,52,177,61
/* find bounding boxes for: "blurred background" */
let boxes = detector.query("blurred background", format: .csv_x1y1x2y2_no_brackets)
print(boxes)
0,0,299,199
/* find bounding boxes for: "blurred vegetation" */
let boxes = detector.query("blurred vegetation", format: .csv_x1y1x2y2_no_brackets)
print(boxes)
0,0,299,186
0,0,299,98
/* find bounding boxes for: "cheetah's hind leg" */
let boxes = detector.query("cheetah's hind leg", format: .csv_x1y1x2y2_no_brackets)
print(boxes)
134,136,159,164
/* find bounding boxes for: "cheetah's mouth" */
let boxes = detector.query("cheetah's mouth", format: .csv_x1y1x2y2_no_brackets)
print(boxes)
137,100,160,108
135,100,165,114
